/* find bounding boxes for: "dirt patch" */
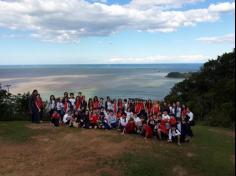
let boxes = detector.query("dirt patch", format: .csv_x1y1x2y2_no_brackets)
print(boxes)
208,128,235,137
26,123,52,130
0,125,136,176
172,166,188,176
230,155,235,165
186,152,195,158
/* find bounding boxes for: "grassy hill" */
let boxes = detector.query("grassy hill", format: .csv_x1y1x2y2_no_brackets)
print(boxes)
0,122,234,176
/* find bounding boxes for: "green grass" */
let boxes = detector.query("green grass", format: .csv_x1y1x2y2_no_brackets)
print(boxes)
0,121,48,143
0,122,234,176
104,126,235,176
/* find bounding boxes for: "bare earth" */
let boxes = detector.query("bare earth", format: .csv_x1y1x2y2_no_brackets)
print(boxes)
0,123,146,176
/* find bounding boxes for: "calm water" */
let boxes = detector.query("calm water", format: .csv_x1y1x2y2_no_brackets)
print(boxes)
0,64,202,100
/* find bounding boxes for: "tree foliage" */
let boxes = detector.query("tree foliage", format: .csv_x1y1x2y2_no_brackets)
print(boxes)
165,49,235,128
0,90,31,121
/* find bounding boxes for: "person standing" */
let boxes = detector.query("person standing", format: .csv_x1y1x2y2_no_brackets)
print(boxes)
35,94,44,123
28,90,39,123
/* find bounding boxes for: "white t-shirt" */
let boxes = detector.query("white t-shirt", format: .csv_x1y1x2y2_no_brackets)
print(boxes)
63,114,71,123
134,117,142,127
56,102,63,110
120,118,128,127
162,114,170,121
107,101,112,110
176,107,181,118
69,98,75,106
187,112,194,121
126,112,133,119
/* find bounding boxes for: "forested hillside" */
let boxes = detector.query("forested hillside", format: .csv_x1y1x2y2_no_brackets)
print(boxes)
165,49,235,128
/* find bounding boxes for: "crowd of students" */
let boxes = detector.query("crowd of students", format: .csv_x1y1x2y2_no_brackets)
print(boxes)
44,91,195,145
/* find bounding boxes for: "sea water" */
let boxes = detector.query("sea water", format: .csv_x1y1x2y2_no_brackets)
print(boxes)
0,64,202,100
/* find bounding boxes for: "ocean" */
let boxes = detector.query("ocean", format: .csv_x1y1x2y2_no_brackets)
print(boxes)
0,64,202,100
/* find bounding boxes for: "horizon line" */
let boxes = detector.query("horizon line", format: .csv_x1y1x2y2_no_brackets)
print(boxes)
0,63,204,66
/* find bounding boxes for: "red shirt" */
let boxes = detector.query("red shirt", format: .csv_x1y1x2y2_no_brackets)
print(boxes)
118,101,123,110
90,114,99,124
146,102,152,112
135,104,142,114
51,112,60,119
93,101,99,109
64,102,69,112
113,103,117,113
144,124,153,138
169,117,177,126
36,97,43,109
159,119,168,134
75,101,80,110
116,112,122,119
125,121,136,133
152,105,160,114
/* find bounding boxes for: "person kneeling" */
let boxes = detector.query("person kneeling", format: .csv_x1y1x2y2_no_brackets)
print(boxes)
51,110,60,127
142,122,153,139
168,125,181,146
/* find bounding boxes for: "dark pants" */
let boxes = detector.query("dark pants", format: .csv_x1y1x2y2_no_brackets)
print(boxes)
32,109,40,123
52,119,60,127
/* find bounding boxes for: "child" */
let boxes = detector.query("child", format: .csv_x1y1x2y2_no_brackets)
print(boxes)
63,111,73,126
107,111,118,129
118,112,128,131
157,111,170,140
93,96,99,110
69,93,75,110
56,98,63,118
51,110,60,127
133,114,142,133
123,118,136,134
89,111,99,128
152,101,160,115
74,96,81,112
35,94,44,123
168,125,181,146
47,95,56,117
142,122,153,139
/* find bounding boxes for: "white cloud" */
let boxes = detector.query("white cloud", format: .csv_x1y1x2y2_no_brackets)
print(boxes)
109,54,208,64
197,33,235,44
209,2,235,12
0,0,234,42
128,0,204,9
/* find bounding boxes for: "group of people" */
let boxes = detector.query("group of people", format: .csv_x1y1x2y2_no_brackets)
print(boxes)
29,90,195,145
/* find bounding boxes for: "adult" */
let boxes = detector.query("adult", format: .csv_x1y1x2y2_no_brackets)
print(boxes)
28,89,39,123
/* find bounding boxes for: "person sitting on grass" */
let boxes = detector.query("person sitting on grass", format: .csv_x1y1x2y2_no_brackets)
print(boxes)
118,112,128,131
80,110,90,128
142,122,153,139
89,110,99,129
157,111,170,140
51,110,61,127
63,111,73,127
133,113,142,134
122,117,136,135
168,115,181,146
106,110,118,129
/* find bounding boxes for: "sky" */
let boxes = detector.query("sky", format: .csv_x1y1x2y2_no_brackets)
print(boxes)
0,0,235,65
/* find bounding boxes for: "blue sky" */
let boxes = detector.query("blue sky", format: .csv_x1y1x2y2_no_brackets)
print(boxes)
0,0,235,65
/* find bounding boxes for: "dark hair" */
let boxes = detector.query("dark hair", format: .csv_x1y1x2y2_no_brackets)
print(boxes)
32,89,38,95
50,95,55,100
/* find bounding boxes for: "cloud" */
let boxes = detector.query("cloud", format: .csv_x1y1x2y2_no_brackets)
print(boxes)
128,0,204,9
209,2,235,12
0,0,234,42
109,54,208,64
197,33,235,44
